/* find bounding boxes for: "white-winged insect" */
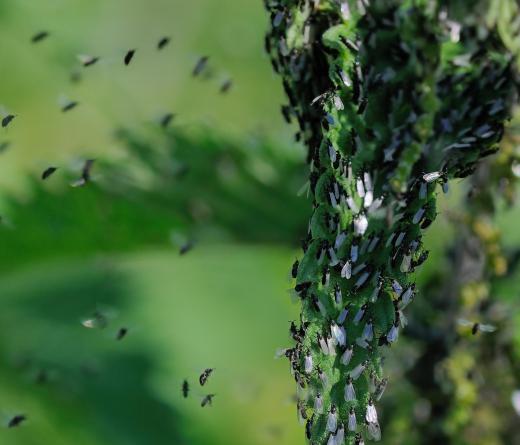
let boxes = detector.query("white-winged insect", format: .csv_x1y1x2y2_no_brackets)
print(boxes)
362,319,374,342
356,178,366,198
318,366,329,388
353,304,367,325
400,253,412,273
351,361,367,380
333,95,344,110
457,319,497,335
385,233,396,248
81,308,112,329
423,171,443,183
355,271,370,289
511,390,520,416
368,236,380,253
370,277,383,303
341,345,354,366
335,232,347,250
348,407,357,431
386,322,399,344
329,248,340,267
304,352,313,374
374,377,388,401
351,244,359,262
336,423,345,444
327,405,338,432
273,10,284,27
366,419,381,441
412,207,425,225
345,376,356,401
356,337,369,349
318,333,330,355
331,322,347,347
399,285,415,309
365,399,378,423
352,262,366,276
326,335,336,356
354,214,368,236
419,182,428,200
329,191,338,207
328,145,337,164
346,196,359,213
314,392,324,413
341,261,352,279
394,231,406,247
337,306,349,324
335,285,343,306
392,280,403,297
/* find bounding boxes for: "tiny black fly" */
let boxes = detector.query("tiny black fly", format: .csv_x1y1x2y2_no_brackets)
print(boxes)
124,49,136,66
41,166,58,180
199,368,214,386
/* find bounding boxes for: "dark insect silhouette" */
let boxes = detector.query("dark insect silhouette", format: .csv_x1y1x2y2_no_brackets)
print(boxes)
157,37,170,50
160,113,175,128
124,49,136,66
116,327,128,340
2,115,15,128
71,159,95,188
8,415,26,428
41,166,58,180
182,379,189,398
61,101,78,112
192,56,209,77
220,79,233,94
31,31,49,43
199,368,214,386
78,55,99,67
201,394,215,407
179,240,194,255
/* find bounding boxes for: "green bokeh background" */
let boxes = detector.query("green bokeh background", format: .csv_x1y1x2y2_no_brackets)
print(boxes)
0,1,519,445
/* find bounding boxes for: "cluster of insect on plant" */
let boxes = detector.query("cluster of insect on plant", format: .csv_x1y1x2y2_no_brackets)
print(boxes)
265,0,516,443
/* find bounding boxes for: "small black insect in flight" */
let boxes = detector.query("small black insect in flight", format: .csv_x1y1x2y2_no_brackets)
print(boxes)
78,55,100,67
160,113,175,128
220,79,233,94
71,159,95,188
182,379,189,398
8,414,26,428
199,368,214,386
116,327,128,340
179,240,194,255
201,394,215,407
31,31,49,43
61,101,78,112
41,166,58,180
192,56,209,77
157,37,170,50
124,49,136,66
2,115,15,128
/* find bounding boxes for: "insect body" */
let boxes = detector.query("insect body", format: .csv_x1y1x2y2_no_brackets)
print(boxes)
199,368,214,386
